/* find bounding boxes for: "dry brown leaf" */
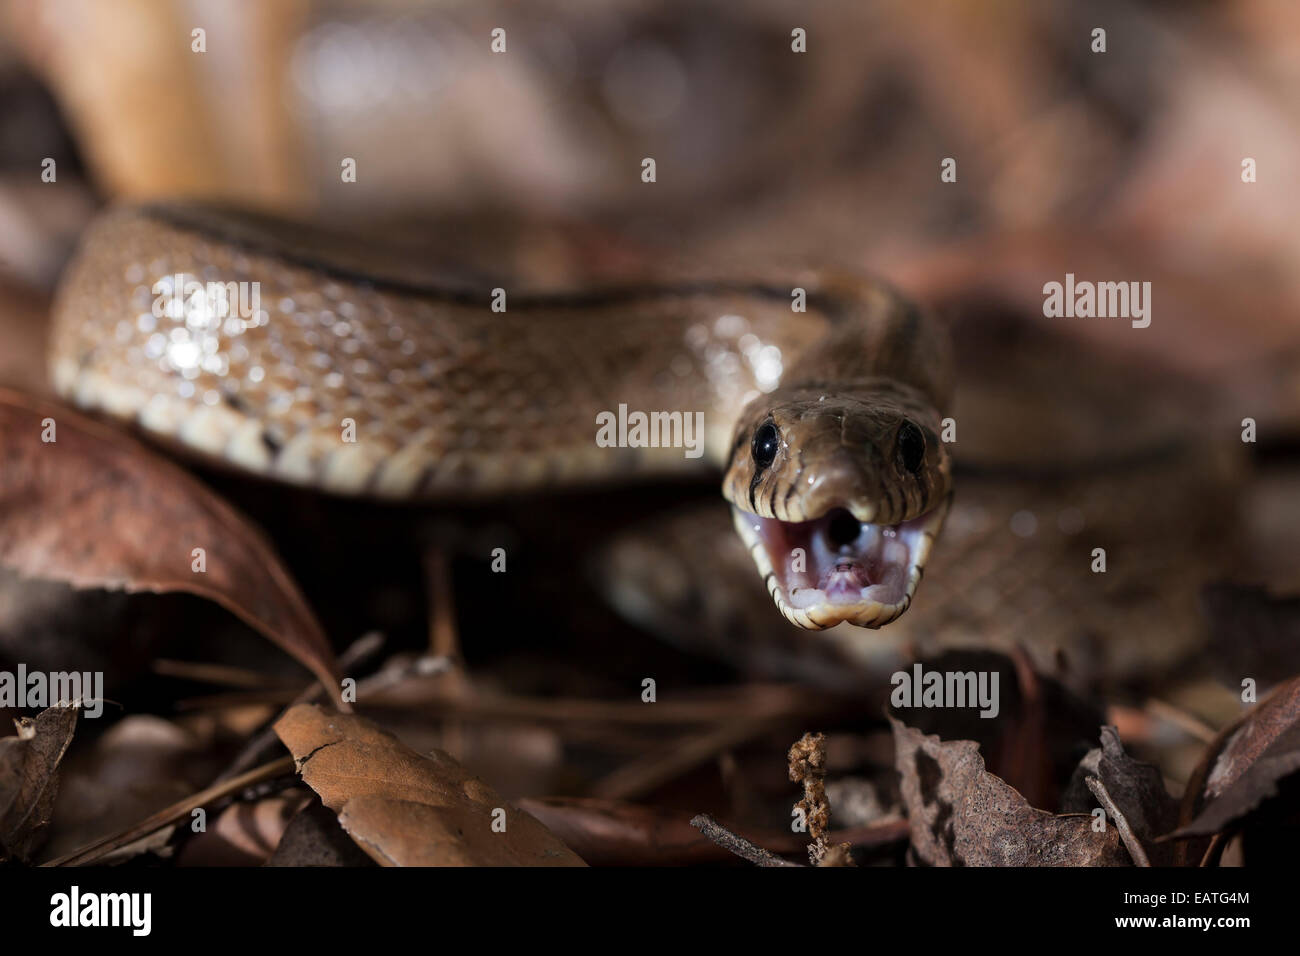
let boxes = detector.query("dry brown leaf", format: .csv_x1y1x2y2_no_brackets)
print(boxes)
1062,726,1180,865
267,798,378,868
177,792,308,866
1177,676,1300,839
890,716,1128,867
274,703,586,866
39,713,217,864
0,704,77,861
0,390,340,701
1173,726,1300,841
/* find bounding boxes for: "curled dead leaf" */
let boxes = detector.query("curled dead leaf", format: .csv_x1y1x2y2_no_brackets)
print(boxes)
1177,675,1300,840
39,713,218,865
0,704,77,861
1062,726,1180,865
0,390,340,702
268,798,378,868
890,716,1128,866
274,703,585,866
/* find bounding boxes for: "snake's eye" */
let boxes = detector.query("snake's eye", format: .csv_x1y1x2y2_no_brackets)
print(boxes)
896,421,926,476
752,421,779,470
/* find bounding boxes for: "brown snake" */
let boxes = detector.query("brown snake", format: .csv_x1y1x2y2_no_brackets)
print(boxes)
49,203,954,631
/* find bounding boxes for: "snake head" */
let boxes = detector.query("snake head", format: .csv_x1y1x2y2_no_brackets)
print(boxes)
721,381,952,630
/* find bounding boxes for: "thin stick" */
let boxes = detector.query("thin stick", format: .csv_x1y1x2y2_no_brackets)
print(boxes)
1145,698,1218,745
215,631,385,782
44,756,295,867
186,682,832,726
1086,776,1151,867
426,548,460,660
689,814,802,867
590,718,776,801
1198,832,1226,868
425,545,468,757
152,658,295,690
429,685,839,727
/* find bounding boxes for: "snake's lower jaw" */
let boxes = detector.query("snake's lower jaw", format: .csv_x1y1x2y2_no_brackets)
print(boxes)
731,495,949,631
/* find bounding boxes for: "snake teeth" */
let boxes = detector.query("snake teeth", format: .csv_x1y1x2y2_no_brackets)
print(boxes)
732,495,949,630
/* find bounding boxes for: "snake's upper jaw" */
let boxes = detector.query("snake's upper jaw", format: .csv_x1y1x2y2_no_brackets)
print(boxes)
731,495,949,630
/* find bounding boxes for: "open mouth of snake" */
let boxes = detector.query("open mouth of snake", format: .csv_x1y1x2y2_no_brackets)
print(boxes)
732,500,948,629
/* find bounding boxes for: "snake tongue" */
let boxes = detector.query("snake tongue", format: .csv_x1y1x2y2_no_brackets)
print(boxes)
824,564,871,601
732,496,948,629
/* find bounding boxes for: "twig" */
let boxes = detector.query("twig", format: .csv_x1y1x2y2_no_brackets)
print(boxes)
689,814,802,867
426,547,460,660
425,545,469,756
215,631,385,782
376,683,835,725
183,682,836,727
1086,776,1151,867
1144,698,1218,745
522,798,908,865
43,756,295,867
1198,832,1227,867
152,659,295,690
590,717,780,801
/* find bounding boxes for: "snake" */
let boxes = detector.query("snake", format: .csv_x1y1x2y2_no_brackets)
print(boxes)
597,289,1245,687
48,202,954,632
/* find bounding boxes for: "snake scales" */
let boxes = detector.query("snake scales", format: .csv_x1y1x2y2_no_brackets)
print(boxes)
49,203,954,633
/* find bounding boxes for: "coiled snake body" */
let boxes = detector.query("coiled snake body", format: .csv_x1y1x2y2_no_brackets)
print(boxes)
50,203,953,631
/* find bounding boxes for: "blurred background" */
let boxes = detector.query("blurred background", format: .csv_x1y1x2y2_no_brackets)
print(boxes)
2,0,1299,402
1,0,1299,865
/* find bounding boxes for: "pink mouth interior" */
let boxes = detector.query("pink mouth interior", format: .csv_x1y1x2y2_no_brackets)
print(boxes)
750,507,929,610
